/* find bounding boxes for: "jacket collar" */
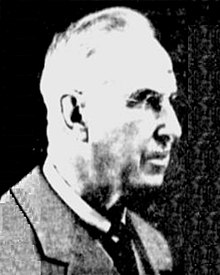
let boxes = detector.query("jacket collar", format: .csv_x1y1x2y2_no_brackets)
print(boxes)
11,166,173,273
11,166,116,273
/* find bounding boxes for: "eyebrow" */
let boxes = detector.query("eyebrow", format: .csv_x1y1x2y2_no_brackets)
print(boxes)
128,89,162,101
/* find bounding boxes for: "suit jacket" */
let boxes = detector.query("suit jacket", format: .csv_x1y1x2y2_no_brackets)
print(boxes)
0,166,172,275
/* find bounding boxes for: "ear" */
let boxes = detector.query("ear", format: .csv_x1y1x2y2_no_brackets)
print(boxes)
60,93,88,141
60,94,83,129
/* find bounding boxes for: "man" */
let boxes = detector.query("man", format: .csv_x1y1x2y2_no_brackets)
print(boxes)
0,6,182,275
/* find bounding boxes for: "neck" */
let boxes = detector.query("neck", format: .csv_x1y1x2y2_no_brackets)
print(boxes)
81,185,125,221
48,151,125,222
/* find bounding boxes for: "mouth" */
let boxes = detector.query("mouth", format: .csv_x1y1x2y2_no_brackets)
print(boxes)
140,151,170,173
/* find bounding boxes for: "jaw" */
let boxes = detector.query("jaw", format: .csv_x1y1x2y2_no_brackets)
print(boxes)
77,144,167,210
128,172,165,188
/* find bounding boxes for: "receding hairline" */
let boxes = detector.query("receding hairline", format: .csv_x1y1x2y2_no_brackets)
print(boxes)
40,6,157,104
46,6,155,57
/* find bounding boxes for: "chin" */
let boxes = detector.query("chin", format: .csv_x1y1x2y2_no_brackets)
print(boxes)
122,172,165,204
128,171,165,188
140,173,165,186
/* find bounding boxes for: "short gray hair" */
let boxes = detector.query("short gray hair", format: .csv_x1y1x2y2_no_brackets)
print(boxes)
40,7,155,106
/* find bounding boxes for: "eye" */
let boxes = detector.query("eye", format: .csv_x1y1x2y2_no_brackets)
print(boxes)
126,99,142,108
145,94,162,112
126,92,162,111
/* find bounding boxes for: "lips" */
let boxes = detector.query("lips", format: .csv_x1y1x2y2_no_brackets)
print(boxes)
144,151,170,161
140,151,170,169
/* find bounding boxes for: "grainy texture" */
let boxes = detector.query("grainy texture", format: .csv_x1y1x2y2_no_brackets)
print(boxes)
1,1,219,274
186,4,220,275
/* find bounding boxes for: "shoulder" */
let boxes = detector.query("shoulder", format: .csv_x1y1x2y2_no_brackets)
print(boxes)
1,167,44,229
0,167,41,235
0,168,42,274
0,167,42,232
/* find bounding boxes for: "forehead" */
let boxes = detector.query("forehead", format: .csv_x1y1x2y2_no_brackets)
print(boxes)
83,36,177,100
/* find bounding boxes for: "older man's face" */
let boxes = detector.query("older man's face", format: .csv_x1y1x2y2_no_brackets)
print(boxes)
76,38,182,197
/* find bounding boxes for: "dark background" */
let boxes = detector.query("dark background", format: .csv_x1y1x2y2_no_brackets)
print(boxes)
1,1,220,274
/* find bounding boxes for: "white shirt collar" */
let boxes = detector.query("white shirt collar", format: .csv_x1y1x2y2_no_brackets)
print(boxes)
43,157,112,234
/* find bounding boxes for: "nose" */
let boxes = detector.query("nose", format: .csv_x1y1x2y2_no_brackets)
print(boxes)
154,103,182,146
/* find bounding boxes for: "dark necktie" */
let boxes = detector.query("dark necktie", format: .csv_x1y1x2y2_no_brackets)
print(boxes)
101,221,140,275
81,215,173,275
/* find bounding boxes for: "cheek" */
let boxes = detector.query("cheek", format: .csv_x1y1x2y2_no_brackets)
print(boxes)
89,108,156,156
90,128,136,170
120,120,149,148
120,109,157,145
109,124,142,161
135,115,157,141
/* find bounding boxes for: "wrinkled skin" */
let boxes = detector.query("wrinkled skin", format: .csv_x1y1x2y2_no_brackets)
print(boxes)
71,38,182,211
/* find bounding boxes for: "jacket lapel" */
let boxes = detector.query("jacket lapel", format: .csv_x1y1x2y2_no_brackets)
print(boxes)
11,166,118,275
128,211,173,274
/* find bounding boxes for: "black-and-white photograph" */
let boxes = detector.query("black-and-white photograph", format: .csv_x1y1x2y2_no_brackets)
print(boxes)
0,0,219,274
